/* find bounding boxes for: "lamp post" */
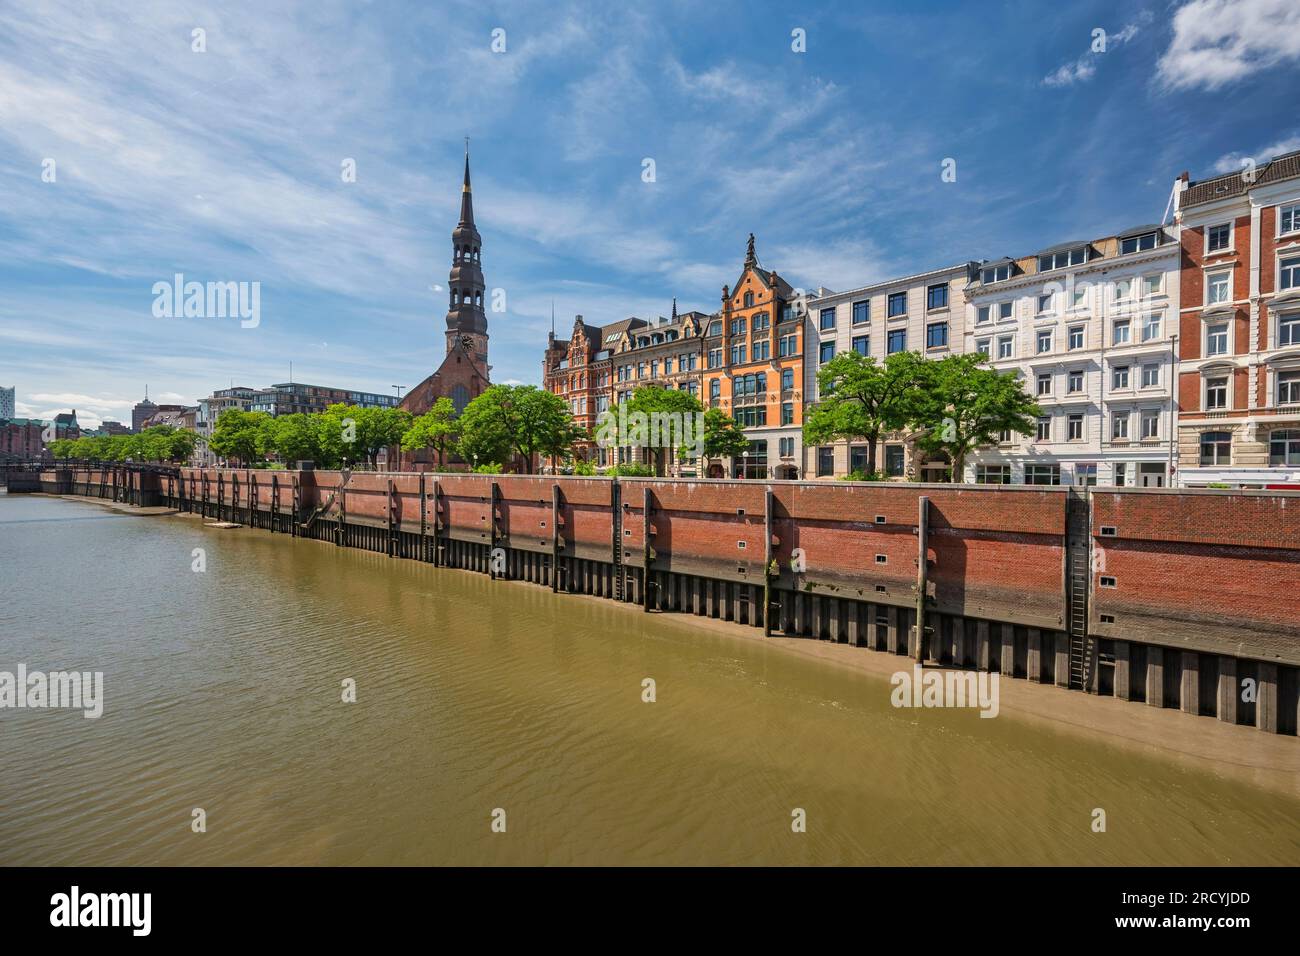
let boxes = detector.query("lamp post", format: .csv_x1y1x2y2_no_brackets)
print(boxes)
741,449,749,480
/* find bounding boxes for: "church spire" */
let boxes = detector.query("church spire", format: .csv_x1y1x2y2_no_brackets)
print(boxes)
459,139,474,226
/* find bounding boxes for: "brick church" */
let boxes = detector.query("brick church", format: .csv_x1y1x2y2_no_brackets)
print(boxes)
398,149,491,465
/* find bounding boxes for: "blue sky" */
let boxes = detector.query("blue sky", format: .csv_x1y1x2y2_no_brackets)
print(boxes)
2,0,1298,427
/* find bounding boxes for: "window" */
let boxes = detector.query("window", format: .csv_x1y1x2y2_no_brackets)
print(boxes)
753,339,770,361
1070,285,1088,310
1113,319,1130,345
852,300,869,325
708,320,722,336
1113,277,1133,301
1142,274,1162,298
927,284,948,310
887,329,907,354
1067,414,1084,441
708,348,723,369
1280,371,1300,405
1207,222,1231,253
1141,314,1161,341
997,336,1013,359
819,308,836,331
1025,464,1060,485
1207,270,1232,304
819,341,835,364
1280,314,1300,346
781,368,794,391
885,445,905,477
1141,364,1160,388
817,446,834,477
731,317,747,336
731,344,746,364
976,465,1010,484
1038,247,1088,271
849,445,868,473
887,292,907,317
1038,292,1054,314
1036,329,1052,354
781,402,794,425
1206,375,1228,409
1074,463,1097,486
1120,232,1158,254
976,338,991,358
1207,323,1229,356
926,323,948,349
998,428,1012,444
1270,429,1300,465
1068,326,1084,350
1140,410,1160,440
1036,416,1051,441
663,357,674,374
752,313,770,332
977,305,991,325
1281,204,1300,235
743,291,754,308
779,437,794,458
1112,412,1129,440
1068,370,1084,393
998,301,1013,321
982,264,1011,283
1282,255,1300,291
852,335,869,356
1037,372,1052,396
779,333,797,356
1200,431,1231,465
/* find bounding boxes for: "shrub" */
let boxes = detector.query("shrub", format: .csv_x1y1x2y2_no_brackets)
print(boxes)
839,469,887,482
609,463,655,477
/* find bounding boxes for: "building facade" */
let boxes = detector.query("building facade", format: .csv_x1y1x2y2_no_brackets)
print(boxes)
1172,151,1300,488
702,235,804,479
247,383,397,417
131,389,158,433
964,227,1180,487
803,263,973,480
0,386,14,419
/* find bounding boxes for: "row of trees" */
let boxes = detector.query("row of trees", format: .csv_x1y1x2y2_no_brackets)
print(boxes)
804,351,1042,479
47,425,199,463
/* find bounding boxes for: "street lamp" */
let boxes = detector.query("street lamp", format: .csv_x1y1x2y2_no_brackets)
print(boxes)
741,449,749,480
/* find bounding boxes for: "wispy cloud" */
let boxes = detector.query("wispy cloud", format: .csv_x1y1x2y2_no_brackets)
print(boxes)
1212,134,1300,172
1042,12,1152,87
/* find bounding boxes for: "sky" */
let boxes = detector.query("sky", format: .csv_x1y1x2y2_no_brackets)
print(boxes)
1,0,1299,428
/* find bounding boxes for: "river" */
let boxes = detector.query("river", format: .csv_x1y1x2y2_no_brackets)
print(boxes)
1,491,1296,865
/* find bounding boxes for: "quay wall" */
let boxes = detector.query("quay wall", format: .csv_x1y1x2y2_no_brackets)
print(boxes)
33,465,1300,736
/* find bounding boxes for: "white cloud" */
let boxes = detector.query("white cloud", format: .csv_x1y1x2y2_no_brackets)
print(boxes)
1212,134,1300,172
1157,0,1300,91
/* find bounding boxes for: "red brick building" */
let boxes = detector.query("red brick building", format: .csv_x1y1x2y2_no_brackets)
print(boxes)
1173,150,1300,487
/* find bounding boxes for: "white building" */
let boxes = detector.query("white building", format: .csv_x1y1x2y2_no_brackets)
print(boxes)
803,263,975,480
964,226,1181,486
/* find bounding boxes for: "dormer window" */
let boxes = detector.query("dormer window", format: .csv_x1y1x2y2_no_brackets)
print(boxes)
1037,247,1088,272
1120,232,1159,254
982,264,1011,284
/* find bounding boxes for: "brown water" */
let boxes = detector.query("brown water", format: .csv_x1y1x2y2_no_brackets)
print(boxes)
0,491,1296,865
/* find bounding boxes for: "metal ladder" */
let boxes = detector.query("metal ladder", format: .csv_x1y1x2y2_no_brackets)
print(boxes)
1065,489,1095,690
612,480,625,601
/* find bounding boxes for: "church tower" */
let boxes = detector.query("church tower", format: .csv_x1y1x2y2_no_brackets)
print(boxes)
446,146,489,367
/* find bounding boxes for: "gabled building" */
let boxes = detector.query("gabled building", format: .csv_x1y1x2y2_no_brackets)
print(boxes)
701,235,804,478
543,314,630,466
1171,151,1300,488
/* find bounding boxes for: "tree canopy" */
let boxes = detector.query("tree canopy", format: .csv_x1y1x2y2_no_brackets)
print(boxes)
456,385,578,474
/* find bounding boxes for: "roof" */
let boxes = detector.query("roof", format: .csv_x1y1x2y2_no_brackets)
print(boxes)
1182,150,1300,208
1116,224,1165,238
1035,240,1089,256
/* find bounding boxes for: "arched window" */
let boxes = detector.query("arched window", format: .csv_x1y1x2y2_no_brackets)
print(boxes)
743,292,754,308
1271,429,1300,466
451,384,471,415
1200,431,1232,466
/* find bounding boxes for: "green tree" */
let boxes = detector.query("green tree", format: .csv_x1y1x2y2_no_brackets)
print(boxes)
267,414,325,465
314,404,411,468
601,385,704,476
400,397,461,468
208,409,273,465
803,351,927,476
47,438,75,458
910,354,1041,482
456,385,576,474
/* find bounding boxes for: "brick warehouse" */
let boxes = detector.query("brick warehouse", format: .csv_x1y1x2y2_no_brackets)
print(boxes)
22,463,1300,736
